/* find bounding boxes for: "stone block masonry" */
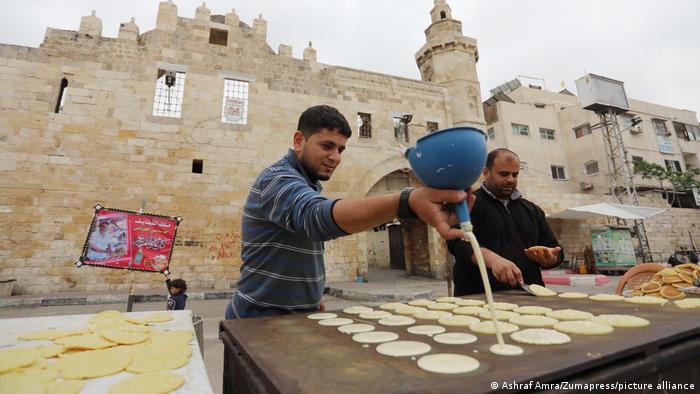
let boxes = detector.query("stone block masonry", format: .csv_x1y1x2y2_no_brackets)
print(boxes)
0,3,470,294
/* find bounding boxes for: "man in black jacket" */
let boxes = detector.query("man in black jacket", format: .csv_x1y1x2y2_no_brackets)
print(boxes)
447,148,563,296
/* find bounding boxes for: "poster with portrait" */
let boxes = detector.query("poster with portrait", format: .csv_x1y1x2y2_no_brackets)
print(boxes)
77,205,182,273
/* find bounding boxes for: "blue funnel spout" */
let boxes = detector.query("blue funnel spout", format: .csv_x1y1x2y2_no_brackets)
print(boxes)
405,127,487,226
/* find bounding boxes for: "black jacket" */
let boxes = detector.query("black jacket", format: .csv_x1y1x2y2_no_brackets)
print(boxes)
447,186,563,296
166,293,187,310
165,279,187,310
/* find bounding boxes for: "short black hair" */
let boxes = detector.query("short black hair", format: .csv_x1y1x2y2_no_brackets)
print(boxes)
169,279,187,293
485,148,520,169
297,105,352,138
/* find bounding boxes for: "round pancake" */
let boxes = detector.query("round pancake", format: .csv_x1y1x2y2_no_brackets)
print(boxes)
511,328,571,345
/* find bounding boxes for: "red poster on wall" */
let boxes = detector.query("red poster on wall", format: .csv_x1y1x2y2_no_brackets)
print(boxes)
77,205,182,273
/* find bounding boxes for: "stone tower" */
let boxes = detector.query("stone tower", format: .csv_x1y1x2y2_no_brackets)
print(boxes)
416,0,485,127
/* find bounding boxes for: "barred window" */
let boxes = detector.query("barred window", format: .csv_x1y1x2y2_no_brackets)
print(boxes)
221,79,249,124
357,113,372,138
584,160,599,175
152,69,186,118
393,117,409,142
426,121,439,133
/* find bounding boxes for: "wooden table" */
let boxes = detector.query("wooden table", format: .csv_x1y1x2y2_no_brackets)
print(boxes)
220,293,700,393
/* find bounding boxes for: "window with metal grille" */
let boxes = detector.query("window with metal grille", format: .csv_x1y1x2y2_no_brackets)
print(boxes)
357,113,372,138
511,123,529,136
426,121,439,133
209,28,228,46
664,160,682,173
652,119,669,136
221,79,249,124
393,117,409,142
584,160,599,175
487,127,495,140
152,69,186,118
55,77,68,113
574,123,591,138
551,165,566,180
539,128,556,140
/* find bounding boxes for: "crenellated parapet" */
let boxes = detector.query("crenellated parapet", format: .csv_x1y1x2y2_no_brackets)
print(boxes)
79,10,102,37
118,17,139,42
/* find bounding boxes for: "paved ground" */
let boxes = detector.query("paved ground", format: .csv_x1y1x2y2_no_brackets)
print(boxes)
0,268,621,393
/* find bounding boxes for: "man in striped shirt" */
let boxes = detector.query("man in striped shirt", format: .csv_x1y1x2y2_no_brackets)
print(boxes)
226,105,472,319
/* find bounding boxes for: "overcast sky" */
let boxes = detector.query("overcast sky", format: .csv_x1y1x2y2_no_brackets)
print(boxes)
1,0,698,116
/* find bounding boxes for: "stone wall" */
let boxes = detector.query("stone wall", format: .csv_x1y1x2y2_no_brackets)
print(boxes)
404,221,431,277
0,8,452,295
520,171,700,264
366,229,390,269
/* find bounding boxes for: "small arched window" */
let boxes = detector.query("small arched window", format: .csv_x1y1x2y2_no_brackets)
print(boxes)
440,11,446,19
55,77,68,113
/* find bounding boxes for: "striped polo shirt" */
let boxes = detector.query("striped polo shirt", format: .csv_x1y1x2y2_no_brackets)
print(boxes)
230,149,347,318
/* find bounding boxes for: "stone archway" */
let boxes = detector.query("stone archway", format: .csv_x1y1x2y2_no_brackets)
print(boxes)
361,167,434,279
349,155,413,198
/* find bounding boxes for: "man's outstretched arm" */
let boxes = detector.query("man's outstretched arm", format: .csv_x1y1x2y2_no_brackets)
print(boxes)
332,187,474,240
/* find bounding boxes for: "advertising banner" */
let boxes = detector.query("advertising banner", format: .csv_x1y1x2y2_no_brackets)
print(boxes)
77,205,182,273
655,135,674,154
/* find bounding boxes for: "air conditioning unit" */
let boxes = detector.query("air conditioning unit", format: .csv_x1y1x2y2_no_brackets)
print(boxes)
630,126,643,135
579,181,594,190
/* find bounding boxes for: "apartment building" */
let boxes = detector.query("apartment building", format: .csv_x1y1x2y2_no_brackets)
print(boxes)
483,78,700,208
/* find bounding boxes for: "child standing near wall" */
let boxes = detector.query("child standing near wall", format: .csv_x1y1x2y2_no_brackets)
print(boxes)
166,277,188,310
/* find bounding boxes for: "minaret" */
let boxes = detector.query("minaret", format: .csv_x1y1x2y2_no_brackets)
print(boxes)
415,0,485,127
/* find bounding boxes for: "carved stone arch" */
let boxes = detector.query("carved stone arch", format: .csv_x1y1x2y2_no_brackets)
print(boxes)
350,155,415,198
355,155,438,279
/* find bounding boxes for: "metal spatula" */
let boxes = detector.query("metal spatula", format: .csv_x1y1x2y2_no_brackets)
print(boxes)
518,282,537,296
